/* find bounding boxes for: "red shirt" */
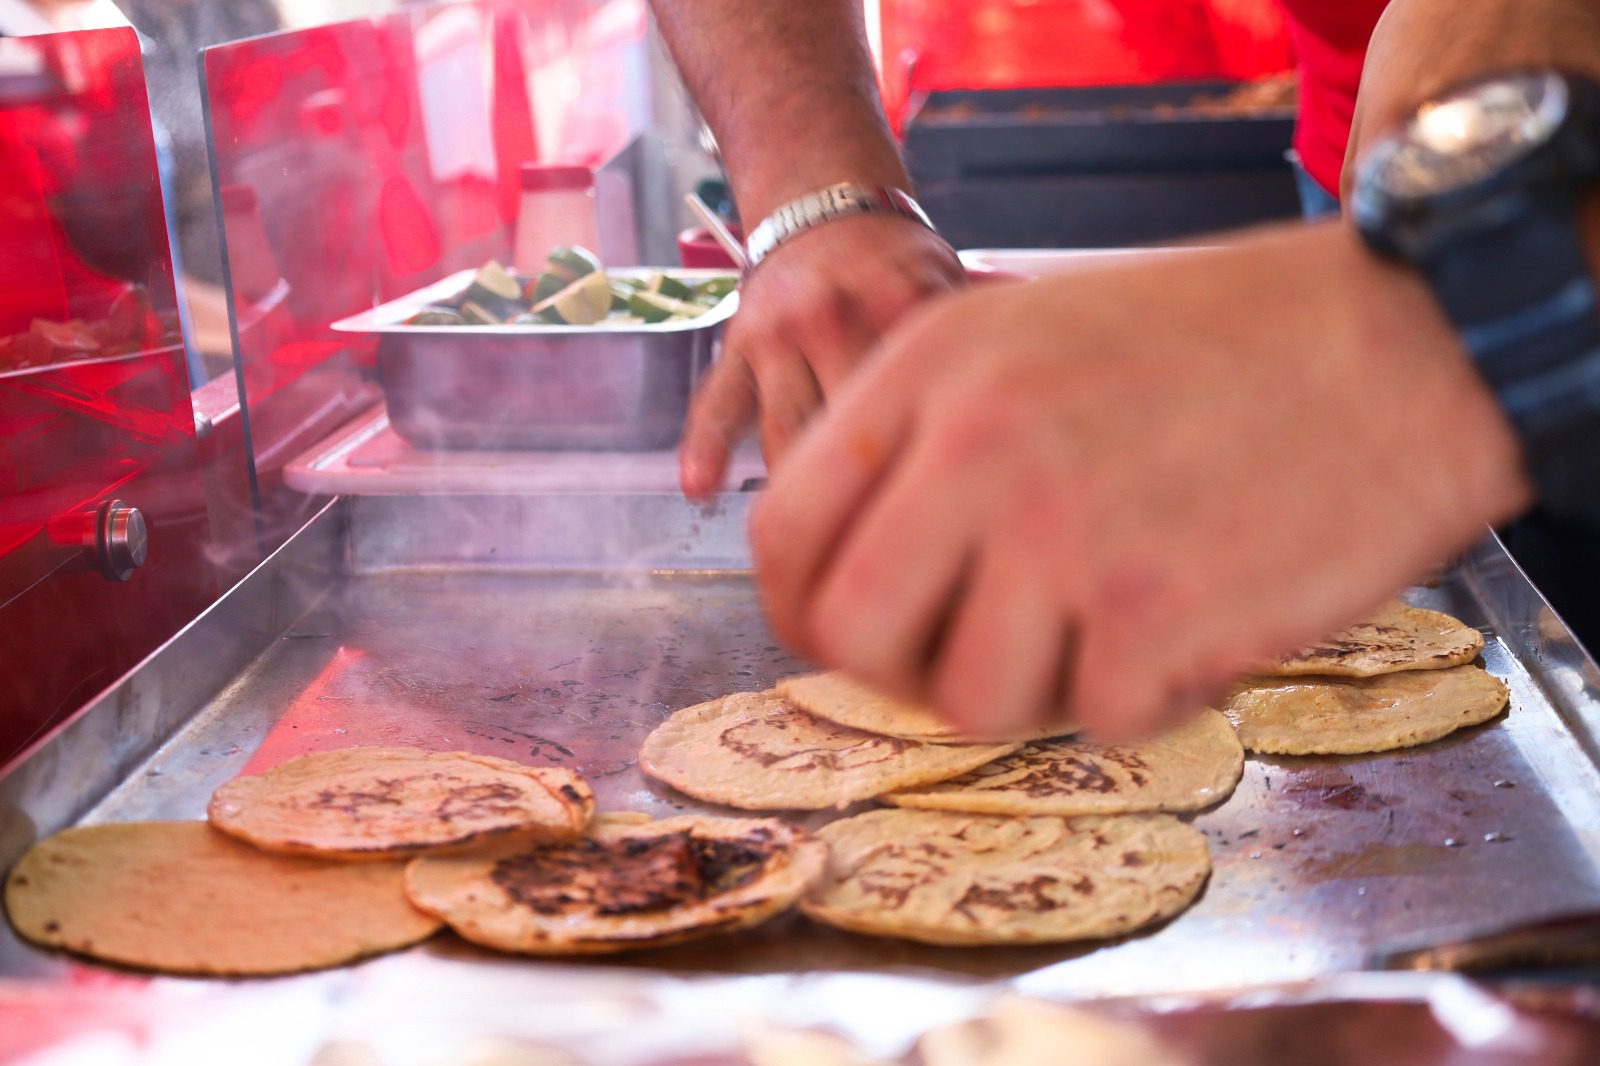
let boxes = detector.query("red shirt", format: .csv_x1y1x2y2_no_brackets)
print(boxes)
1278,0,1390,197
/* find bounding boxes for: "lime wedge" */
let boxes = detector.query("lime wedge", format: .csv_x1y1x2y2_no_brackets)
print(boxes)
646,272,697,301
534,270,614,325
694,276,739,302
546,245,603,283
467,261,521,301
627,291,706,324
522,272,566,305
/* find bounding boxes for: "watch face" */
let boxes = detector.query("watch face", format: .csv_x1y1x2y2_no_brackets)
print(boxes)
1373,71,1569,199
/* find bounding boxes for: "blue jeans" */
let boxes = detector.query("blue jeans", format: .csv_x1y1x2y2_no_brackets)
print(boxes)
1293,160,1341,220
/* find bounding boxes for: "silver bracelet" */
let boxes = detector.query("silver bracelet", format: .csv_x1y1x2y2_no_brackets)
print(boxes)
744,183,940,268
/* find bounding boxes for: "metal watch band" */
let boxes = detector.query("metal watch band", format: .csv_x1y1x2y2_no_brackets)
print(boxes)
744,183,939,268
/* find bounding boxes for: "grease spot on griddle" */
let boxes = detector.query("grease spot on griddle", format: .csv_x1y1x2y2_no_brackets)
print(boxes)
1303,842,1457,881
1282,769,1389,811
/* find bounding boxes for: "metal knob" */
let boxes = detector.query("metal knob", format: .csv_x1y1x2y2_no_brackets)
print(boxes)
96,500,148,582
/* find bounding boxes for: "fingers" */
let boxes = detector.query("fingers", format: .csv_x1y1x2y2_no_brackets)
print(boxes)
801,293,882,396
930,535,1070,739
680,347,758,499
681,220,963,499
746,335,826,466
801,429,978,697
749,343,923,657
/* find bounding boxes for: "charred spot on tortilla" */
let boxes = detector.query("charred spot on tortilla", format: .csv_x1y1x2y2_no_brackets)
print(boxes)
489,828,775,917
1264,601,1484,678
885,711,1243,817
208,747,593,859
639,691,1019,810
404,814,825,955
801,809,1210,946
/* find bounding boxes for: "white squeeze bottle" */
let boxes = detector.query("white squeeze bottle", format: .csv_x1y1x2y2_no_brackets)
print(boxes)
513,163,600,275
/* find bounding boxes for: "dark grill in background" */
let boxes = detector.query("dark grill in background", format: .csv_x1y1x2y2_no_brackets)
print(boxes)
904,81,1302,249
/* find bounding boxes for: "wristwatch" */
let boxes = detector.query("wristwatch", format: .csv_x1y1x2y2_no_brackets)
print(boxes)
744,183,940,269
1351,70,1600,523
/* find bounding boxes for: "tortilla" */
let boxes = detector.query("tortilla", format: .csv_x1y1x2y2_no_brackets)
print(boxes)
801,809,1210,946
404,813,824,955
886,710,1243,816
208,747,593,859
4,821,440,975
777,672,1072,742
1265,600,1483,678
639,691,1020,810
1222,665,1509,755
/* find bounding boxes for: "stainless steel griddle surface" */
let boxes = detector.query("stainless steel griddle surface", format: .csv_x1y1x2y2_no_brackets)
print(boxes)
4,494,1600,1002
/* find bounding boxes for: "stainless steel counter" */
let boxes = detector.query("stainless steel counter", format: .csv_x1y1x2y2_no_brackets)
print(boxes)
3,492,1600,1059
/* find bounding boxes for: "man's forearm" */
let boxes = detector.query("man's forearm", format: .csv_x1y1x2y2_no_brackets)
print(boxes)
1349,0,1600,301
1345,0,1600,194
649,0,910,222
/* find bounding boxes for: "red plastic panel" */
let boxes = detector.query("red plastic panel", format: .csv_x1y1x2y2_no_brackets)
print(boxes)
879,0,1293,128
201,0,648,544
200,0,643,521
0,28,217,765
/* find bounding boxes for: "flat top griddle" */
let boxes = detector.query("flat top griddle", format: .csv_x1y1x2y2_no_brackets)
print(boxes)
2,493,1599,1059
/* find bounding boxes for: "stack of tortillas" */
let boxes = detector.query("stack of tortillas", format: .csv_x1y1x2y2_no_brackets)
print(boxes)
638,679,1041,812
1224,600,1508,755
6,745,830,972
7,747,596,974
642,671,1230,947
641,670,1241,819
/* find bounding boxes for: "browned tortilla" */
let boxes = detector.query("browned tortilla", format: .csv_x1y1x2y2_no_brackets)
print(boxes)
208,747,593,859
1224,665,1509,755
801,809,1210,946
886,710,1244,816
639,691,1020,810
404,814,824,954
1265,601,1484,678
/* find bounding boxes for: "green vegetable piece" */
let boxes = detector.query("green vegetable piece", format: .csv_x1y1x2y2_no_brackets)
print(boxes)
465,261,522,302
523,272,566,305
546,245,603,283
647,273,696,301
627,291,706,324
458,301,500,325
694,276,739,301
533,270,613,325
407,305,467,326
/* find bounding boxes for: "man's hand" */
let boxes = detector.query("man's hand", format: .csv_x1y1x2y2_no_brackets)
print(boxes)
681,216,963,496
1343,0,1600,197
751,224,1533,741
648,0,953,494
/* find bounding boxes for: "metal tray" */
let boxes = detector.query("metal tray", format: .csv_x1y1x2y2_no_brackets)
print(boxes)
331,269,738,451
3,494,1600,1037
